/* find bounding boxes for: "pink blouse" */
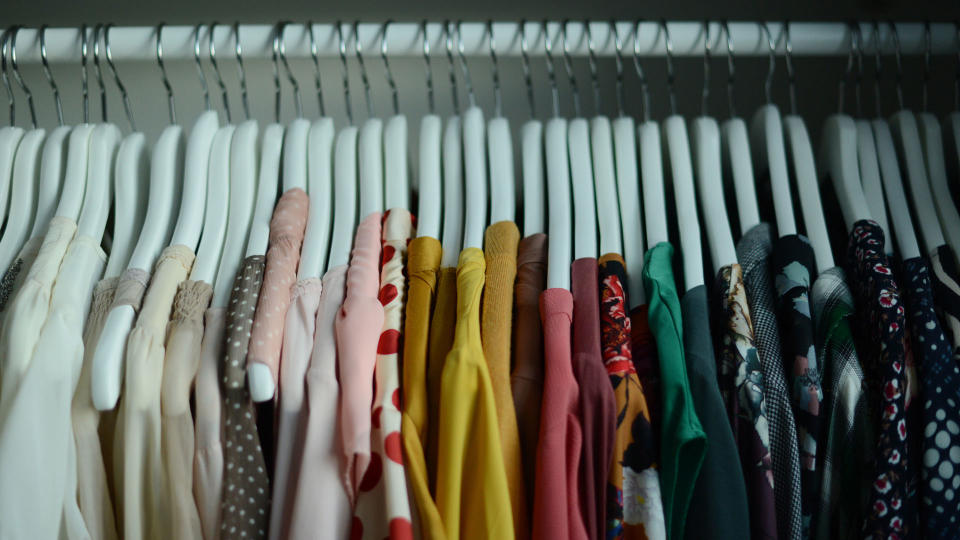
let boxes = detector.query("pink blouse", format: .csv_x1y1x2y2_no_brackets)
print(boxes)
247,188,309,389
335,212,384,501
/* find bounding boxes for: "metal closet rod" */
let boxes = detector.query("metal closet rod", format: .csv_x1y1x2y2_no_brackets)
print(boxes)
5,21,958,63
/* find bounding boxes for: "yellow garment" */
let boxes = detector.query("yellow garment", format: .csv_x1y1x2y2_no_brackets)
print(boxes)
400,237,447,539
436,248,514,540
480,221,528,538
426,265,457,490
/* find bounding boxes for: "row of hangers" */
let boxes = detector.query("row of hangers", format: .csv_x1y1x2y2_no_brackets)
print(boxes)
0,19,958,410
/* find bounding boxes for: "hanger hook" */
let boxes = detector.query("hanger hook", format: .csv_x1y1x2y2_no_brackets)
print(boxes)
611,21,625,117
487,21,502,117
156,24,176,124
872,21,884,118
92,24,107,123
560,20,581,117
543,20,560,118
381,20,399,116
721,20,735,118
40,26,64,126
80,24,89,123
1,29,14,126
585,21,601,114
421,20,435,114
633,20,651,122
104,24,136,131
335,22,352,125
784,20,797,115
890,21,904,111
922,21,931,112
354,21,373,119
277,22,302,118
702,21,711,117
456,20,476,109
443,20,460,114
208,22,231,122
759,22,775,104
9,26,37,128
839,21,860,115
271,23,282,122
519,20,536,118
661,19,677,115
306,22,324,116
194,24,211,111
234,22,250,120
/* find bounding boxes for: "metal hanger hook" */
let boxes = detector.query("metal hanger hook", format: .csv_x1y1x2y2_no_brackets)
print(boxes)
354,20,373,119
543,20,560,118
661,19,677,116
156,23,176,124
271,23,282,122
336,21,353,125
456,20,476,109
519,20,537,118
839,21,862,115
443,20,460,114
872,21,884,118
702,20,711,117
611,21,626,117
208,22,232,122
584,20,601,114
784,20,797,115
80,24,89,123
633,20,651,122
560,20,581,117
759,22,775,105
1,29,14,126
10,26,37,128
488,20,503,117
194,24,211,111
105,24,136,131
307,22,325,117
381,20,399,116
421,20,435,114
234,22,250,120
40,26,64,126
277,21,302,118
92,24,107,123
922,21,931,112
890,21,904,110
722,20,735,117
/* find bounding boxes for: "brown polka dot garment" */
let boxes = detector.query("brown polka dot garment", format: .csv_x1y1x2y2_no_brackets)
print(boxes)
220,255,270,539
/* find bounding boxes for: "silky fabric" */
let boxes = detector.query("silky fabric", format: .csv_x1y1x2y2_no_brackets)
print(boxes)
248,188,309,386
736,223,803,540
71,277,120,540
511,232,547,518
681,285,750,540
287,265,352,540
900,256,960,537
221,256,271,539
844,221,911,538
929,245,960,356
270,277,321,540
0,216,76,402
641,243,706,540
599,254,666,540
336,212,384,502
161,280,213,539
115,244,195,540
811,268,871,540
771,234,823,536
0,234,42,314
194,307,225,540
400,237,447,540
435,248,515,540
112,267,151,311
0,233,105,540
571,257,616,540
714,263,779,540
534,287,589,540
426,266,457,490
478,220,527,538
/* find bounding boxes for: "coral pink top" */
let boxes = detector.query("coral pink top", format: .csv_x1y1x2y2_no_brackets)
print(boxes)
335,212,384,501
247,188,309,387
533,288,589,540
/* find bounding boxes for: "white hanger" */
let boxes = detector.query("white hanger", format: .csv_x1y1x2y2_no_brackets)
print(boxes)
355,23,384,219
919,113,960,258
856,121,891,252
0,31,24,234
820,114,872,232
891,111,944,255
486,21,515,224
439,23,464,267
660,22,703,291
561,23,597,261
457,23,487,250
416,21,442,240
691,22,736,274
519,21,545,238
635,26,668,252
780,24,833,272
543,24,571,290
77,122,120,242
947,112,960,192
381,22,410,212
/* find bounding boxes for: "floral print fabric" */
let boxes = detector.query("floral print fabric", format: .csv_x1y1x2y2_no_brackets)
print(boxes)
599,254,665,540
771,234,823,536
844,220,911,539
714,263,778,540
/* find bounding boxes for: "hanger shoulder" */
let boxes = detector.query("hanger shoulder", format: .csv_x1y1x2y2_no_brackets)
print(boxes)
692,116,736,273
640,120,668,250
246,123,284,258
104,133,149,278
55,125,95,221
128,125,183,272
488,116,515,224
384,114,409,211
171,110,219,251
30,125,71,239
283,118,310,193
440,116,463,267
299,118,335,280
871,118,921,259
0,127,26,229
918,113,960,259
0,129,45,273
358,118,384,219
545,117,571,291
78,124,121,242
721,117,760,236
752,104,796,237
890,111,944,254
784,116,834,273
569,118,597,260
854,120,891,249
417,114,443,240
612,116,645,307
819,114,871,231
521,120,545,238
664,115,704,291
591,116,622,257
328,126,359,270
462,107,487,250
191,125,235,284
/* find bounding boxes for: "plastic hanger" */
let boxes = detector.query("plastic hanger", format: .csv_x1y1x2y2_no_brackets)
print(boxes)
102,25,148,278
275,23,309,196
92,25,183,411
750,23,796,238
780,22,833,273
457,21,487,250
585,22,621,261
0,27,46,275
355,22,384,219
417,20,442,240
326,22,359,271
660,20,704,291
519,21,545,238
0,29,25,233
439,21,463,267
29,26,70,240
562,21,598,261
381,21,410,212
297,22,334,280
611,21,644,306
636,23,668,251
543,22,571,290
717,22,761,238
486,21,514,224
55,26,95,225
691,21,736,274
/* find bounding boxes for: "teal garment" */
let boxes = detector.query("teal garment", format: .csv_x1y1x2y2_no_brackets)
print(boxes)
641,242,707,540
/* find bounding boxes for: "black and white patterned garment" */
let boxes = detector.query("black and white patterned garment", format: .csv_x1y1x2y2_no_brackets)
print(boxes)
929,245,960,358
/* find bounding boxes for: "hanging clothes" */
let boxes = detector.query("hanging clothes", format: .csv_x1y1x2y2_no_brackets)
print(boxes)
929,245,960,355
194,305,226,540
0,233,42,314
426,263,458,491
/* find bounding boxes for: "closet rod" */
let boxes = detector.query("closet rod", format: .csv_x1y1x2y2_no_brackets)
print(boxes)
7,21,958,64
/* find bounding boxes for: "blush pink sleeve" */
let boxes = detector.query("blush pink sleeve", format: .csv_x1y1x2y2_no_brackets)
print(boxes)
247,188,309,387
335,212,384,502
